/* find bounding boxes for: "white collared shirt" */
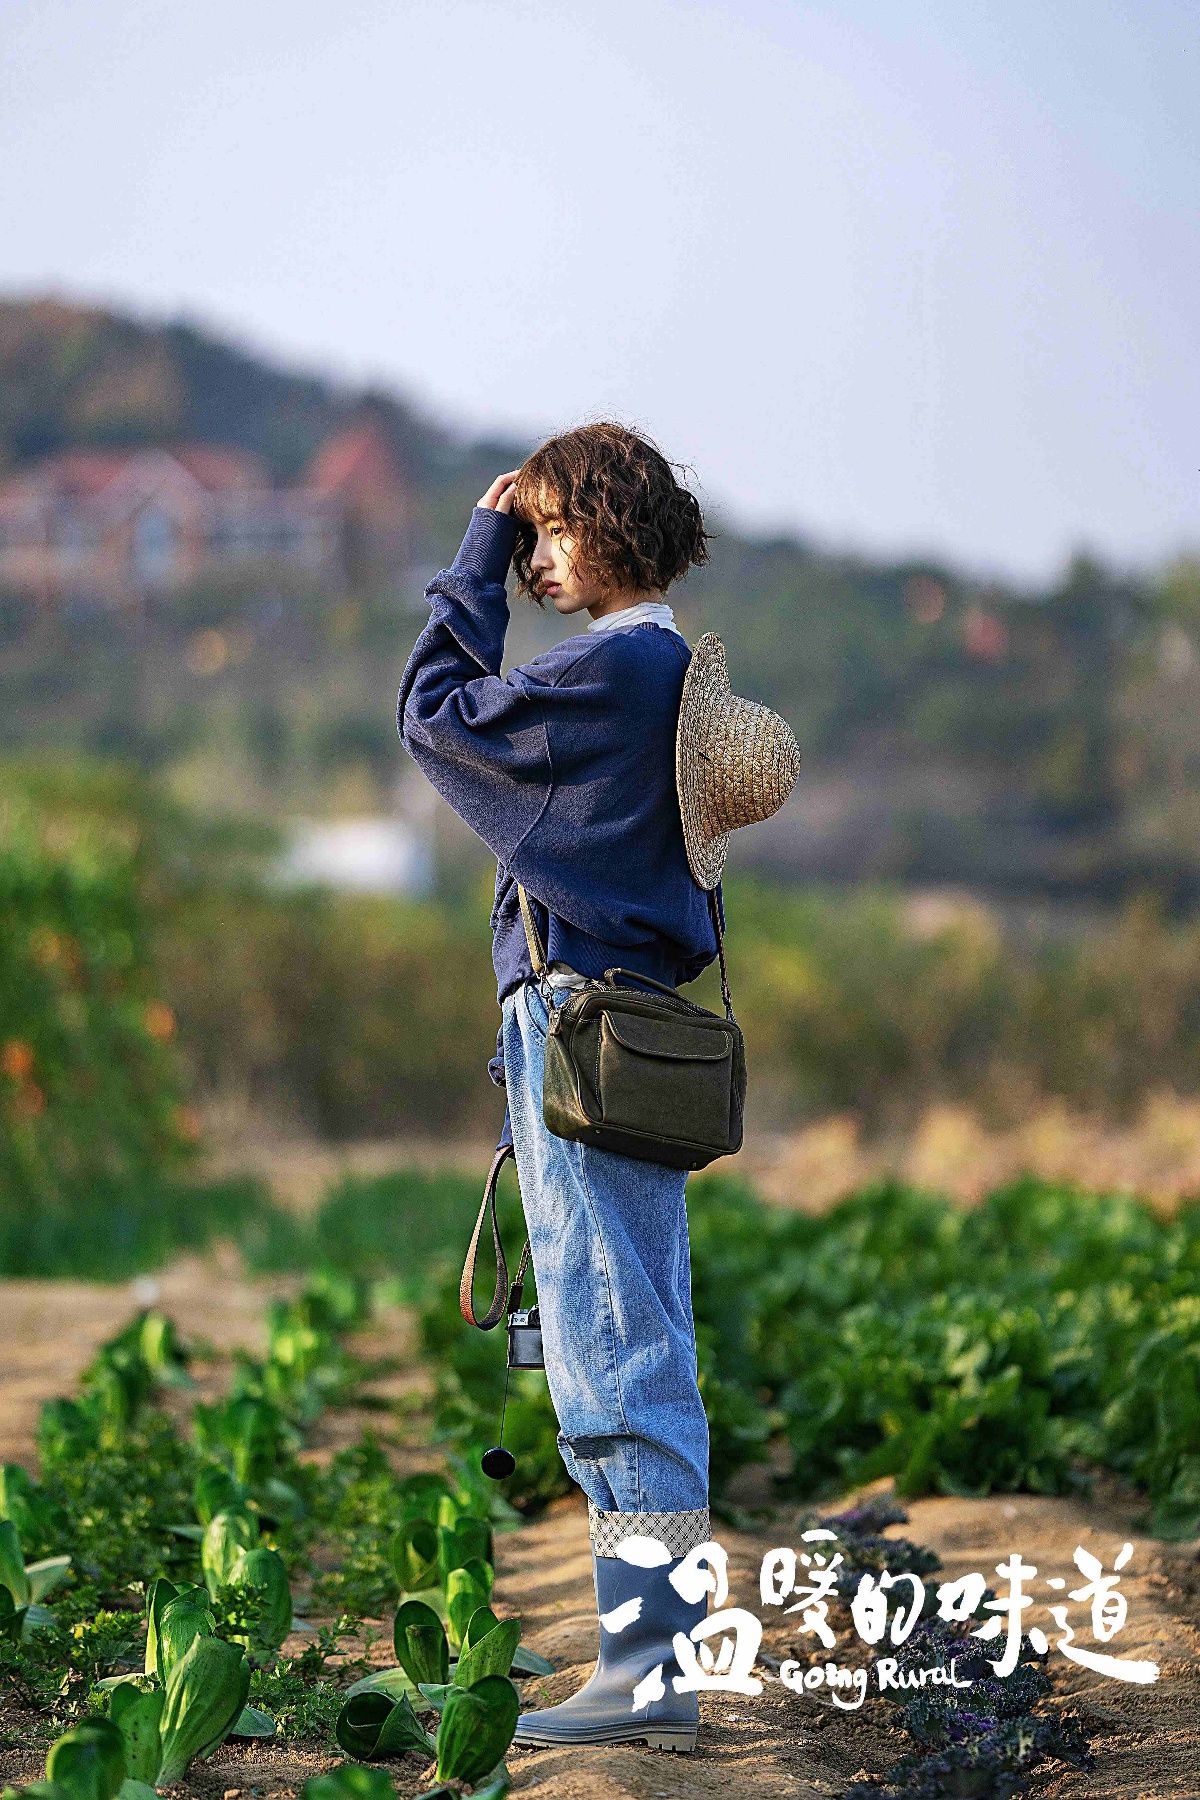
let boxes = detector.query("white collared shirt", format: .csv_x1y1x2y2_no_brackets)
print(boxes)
586,599,679,634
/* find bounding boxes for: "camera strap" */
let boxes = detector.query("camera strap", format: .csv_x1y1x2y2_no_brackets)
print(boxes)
459,1141,531,1330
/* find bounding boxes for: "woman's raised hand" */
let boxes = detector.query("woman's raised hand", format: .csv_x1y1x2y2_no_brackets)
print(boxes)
478,469,520,513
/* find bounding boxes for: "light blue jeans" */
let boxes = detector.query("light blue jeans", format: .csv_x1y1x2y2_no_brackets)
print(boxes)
499,975,710,1515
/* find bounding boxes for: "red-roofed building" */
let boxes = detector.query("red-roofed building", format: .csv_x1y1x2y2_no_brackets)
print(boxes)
303,420,412,591
0,419,412,606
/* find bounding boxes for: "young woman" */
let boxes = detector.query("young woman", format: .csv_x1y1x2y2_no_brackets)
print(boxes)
397,421,725,1752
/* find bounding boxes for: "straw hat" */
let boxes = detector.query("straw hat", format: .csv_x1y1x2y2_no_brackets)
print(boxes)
675,632,801,891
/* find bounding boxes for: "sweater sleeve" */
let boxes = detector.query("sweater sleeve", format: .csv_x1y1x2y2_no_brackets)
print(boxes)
397,507,553,865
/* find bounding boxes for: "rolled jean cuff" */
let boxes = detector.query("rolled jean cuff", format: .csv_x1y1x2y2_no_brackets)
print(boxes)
588,1499,712,1560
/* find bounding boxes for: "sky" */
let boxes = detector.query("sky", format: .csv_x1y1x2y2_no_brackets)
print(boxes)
2,0,1196,587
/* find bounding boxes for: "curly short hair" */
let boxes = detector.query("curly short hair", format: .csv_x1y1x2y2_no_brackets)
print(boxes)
509,421,710,609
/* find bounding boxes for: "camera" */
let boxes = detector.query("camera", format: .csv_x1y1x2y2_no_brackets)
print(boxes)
507,1304,543,1369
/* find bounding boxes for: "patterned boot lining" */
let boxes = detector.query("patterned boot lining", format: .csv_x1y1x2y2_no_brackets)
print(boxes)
587,1498,712,1560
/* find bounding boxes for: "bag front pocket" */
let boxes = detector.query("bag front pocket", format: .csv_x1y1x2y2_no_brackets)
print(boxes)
596,1008,733,1144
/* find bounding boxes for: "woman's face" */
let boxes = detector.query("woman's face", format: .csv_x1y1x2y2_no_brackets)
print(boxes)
528,513,600,616
528,513,648,623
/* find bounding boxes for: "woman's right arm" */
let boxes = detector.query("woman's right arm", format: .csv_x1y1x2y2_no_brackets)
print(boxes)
396,488,554,869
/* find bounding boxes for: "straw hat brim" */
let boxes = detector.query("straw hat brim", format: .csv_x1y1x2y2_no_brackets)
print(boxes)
676,634,732,892
675,632,802,892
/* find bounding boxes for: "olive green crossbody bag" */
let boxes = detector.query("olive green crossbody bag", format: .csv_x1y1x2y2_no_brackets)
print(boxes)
515,882,746,1170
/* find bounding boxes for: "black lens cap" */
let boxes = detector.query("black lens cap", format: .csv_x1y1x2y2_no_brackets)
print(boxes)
481,1445,515,1480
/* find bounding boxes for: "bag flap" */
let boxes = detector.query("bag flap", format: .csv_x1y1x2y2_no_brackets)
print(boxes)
601,1010,731,1061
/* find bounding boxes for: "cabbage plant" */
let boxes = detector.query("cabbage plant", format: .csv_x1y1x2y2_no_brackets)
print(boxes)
336,1604,523,1786
96,1578,272,1755
302,1767,396,1800
0,1518,70,1642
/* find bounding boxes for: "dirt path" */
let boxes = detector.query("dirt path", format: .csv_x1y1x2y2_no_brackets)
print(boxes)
1,1252,1197,1797
492,1483,1200,1800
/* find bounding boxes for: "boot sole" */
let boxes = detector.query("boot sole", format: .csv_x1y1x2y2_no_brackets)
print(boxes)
513,1721,697,1753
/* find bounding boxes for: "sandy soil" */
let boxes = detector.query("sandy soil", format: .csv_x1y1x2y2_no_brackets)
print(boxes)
0,1252,1197,1798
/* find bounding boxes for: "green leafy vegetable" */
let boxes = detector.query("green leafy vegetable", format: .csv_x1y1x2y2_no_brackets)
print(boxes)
391,1518,439,1593
302,1765,398,1800
392,1599,450,1687
156,1632,251,1783
108,1683,163,1783
435,1674,519,1786
334,1689,436,1761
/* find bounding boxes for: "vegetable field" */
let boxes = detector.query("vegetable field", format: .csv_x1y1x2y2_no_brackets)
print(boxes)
1,1163,1198,1799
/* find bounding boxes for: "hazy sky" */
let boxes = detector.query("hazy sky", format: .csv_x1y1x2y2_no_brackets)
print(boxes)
2,0,1196,586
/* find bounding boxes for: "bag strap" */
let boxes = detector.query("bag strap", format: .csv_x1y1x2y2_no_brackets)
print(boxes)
460,1141,532,1330
708,884,733,1021
517,882,548,976
517,879,732,1020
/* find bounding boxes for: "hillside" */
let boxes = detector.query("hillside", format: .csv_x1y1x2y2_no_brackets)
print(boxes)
0,294,453,479
1,294,1198,907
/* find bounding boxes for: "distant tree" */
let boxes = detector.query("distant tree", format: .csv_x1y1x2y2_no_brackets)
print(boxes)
1042,551,1143,831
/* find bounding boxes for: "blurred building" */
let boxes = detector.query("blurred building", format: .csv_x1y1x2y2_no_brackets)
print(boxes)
272,817,435,896
270,768,439,898
0,419,412,606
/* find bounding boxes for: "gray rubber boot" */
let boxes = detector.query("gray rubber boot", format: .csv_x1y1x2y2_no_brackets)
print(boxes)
513,1544,708,1752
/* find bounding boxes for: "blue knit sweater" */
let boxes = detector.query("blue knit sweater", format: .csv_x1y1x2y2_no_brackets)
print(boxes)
397,505,722,1145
